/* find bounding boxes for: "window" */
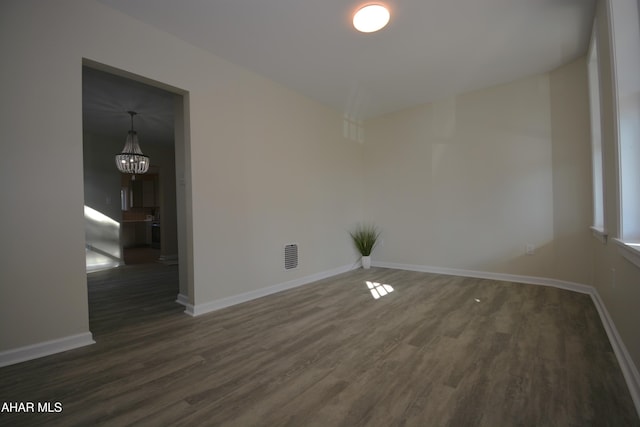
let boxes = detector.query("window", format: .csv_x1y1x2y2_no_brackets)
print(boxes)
587,22,606,241
609,0,640,266
343,115,364,143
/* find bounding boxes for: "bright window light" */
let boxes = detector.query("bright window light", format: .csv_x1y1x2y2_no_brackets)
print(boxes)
84,205,120,227
588,23,606,238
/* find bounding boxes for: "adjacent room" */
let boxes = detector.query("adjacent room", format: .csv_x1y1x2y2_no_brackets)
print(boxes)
1,0,639,425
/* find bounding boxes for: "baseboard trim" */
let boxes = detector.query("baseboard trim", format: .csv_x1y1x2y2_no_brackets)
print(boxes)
158,254,179,265
372,261,592,294
589,290,640,416
185,263,357,317
175,293,189,307
372,261,640,417
0,332,95,368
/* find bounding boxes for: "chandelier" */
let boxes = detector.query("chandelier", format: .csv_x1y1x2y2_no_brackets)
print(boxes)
115,111,150,176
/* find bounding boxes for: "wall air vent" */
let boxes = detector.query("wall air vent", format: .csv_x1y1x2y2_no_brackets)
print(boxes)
284,244,298,270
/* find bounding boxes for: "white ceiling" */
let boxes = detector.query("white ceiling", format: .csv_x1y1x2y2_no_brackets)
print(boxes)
85,0,596,146
96,0,595,120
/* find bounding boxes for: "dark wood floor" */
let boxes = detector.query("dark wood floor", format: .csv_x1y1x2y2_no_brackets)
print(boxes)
122,246,161,266
0,266,638,426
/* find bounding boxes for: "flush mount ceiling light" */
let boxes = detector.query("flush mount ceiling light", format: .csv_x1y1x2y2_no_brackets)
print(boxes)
353,4,390,33
115,111,150,177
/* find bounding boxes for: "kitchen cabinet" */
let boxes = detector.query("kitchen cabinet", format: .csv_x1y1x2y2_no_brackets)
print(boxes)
129,174,158,208
142,179,155,207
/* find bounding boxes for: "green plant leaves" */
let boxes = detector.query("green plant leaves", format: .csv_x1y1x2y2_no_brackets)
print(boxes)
349,223,380,256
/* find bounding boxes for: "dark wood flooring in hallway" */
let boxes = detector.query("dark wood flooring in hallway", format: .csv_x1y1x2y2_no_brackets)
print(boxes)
0,266,638,426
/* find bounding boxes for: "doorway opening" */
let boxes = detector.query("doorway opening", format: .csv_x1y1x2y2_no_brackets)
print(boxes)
82,60,192,336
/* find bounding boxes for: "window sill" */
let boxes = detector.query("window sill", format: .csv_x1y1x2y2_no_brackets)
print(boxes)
590,226,608,243
613,238,640,269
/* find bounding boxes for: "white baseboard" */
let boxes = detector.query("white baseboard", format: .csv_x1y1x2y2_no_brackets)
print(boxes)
175,293,189,307
185,263,357,317
372,261,640,417
158,254,179,265
589,290,640,416
372,261,593,294
0,332,95,368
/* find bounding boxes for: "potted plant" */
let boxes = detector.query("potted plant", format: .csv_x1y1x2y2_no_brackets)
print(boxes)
350,223,380,269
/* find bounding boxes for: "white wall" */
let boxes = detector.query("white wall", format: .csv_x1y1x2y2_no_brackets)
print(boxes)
0,0,362,353
364,60,592,284
548,58,594,285
1,1,90,350
188,66,364,304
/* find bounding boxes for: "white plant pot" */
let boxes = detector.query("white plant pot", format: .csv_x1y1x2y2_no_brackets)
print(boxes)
361,256,371,269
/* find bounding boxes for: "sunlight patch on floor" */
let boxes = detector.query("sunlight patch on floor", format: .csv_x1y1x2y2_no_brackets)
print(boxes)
366,281,394,300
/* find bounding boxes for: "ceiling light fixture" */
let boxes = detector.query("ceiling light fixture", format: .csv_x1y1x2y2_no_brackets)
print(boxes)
353,4,390,33
115,111,150,178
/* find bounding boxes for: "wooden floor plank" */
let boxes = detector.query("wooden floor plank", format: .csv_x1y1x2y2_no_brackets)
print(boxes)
0,265,638,426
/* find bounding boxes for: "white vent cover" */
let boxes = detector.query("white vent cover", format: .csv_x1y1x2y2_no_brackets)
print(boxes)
284,244,298,270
